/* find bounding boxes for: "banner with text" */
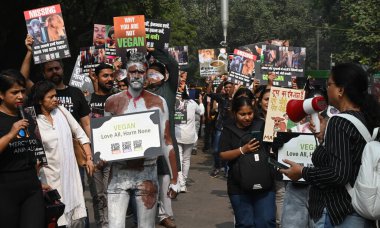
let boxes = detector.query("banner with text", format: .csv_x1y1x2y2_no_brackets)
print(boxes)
24,4,71,64
263,87,305,142
91,110,162,162
114,15,146,63
69,55,94,96
145,19,170,50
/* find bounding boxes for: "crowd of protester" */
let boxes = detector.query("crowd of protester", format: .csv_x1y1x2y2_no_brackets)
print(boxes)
0,31,379,228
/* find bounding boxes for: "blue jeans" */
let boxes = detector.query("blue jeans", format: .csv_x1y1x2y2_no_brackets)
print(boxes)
213,130,223,169
310,208,372,228
281,183,310,228
229,191,276,228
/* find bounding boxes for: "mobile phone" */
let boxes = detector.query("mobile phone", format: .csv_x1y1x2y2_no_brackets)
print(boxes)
268,157,289,169
250,131,263,141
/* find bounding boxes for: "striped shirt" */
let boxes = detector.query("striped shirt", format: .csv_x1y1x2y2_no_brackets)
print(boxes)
302,111,368,225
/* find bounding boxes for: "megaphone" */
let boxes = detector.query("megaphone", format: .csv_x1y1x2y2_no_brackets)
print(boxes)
286,96,327,132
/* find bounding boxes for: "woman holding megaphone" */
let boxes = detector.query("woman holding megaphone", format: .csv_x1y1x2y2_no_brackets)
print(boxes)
280,63,380,227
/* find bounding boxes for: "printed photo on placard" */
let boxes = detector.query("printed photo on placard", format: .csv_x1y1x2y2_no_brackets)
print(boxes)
24,4,71,64
168,46,189,66
228,49,256,86
79,46,106,76
263,87,305,142
105,25,116,57
198,48,228,78
174,97,188,124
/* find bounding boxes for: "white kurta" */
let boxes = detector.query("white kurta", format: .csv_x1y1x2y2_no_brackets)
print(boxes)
38,107,89,226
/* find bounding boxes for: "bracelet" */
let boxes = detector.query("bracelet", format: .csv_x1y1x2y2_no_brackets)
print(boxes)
239,147,245,155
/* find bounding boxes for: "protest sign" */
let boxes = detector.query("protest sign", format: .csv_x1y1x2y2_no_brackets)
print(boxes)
23,106,48,166
79,46,105,76
114,15,146,63
69,55,94,96
275,132,318,181
168,46,189,65
263,87,305,142
256,45,306,87
105,25,117,61
93,24,107,47
145,19,170,50
228,49,256,86
198,48,228,77
24,4,71,64
91,110,162,162
174,97,188,124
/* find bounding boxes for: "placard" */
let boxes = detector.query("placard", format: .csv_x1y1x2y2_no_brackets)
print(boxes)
275,132,318,181
198,48,228,77
69,55,94,95
91,110,162,162
24,4,71,64
145,19,170,50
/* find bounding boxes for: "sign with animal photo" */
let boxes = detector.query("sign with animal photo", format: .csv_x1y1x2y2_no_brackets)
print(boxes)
263,87,305,142
174,97,188,124
168,46,189,65
90,110,162,162
24,4,71,64
228,49,256,86
275,132,318,181
114,15,146,63
198,48,228,77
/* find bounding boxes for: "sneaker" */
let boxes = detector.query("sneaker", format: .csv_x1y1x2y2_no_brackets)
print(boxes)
180,185,187,193
191,149,197,155
210,168,220,178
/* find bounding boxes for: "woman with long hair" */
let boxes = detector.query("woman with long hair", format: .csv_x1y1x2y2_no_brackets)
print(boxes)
220,96,276,227
281,63,380,227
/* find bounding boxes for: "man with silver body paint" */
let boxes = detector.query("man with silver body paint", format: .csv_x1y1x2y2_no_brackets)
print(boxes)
104,52,178,228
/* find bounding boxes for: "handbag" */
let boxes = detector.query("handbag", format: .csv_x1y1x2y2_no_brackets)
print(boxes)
44,189,65,228
58,107,87,167
226,119,274,192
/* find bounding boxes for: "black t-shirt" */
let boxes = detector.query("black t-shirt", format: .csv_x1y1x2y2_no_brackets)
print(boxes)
56,86,90,122
89,93,112,118
0,112,43,172
220,119,268,195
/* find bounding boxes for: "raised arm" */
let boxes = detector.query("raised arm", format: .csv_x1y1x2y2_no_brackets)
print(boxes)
20,34,35,92
150,48,179,91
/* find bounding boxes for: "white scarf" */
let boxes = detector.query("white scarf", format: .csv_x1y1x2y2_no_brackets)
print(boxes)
53,108,86,226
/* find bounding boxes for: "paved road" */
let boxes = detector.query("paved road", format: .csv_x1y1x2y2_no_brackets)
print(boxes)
85,140,235,227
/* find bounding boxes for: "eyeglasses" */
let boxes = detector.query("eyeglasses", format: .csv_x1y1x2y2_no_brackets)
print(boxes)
128,70,145,75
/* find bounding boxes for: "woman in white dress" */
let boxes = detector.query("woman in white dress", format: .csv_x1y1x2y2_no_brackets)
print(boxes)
30,80,94,227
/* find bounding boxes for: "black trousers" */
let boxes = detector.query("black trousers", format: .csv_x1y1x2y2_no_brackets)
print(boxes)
0,168,45,228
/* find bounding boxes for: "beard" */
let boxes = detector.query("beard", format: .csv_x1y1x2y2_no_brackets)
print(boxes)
98,82,113,93
50,74,63,85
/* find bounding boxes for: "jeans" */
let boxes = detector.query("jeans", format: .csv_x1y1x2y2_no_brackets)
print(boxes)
213,129,223,169
88,163,110,228
275,181,285,227
178,143,194,188
310,208,372,228
157,174,173,221
229,191,276,228
107,164,158,228
281,183,310,228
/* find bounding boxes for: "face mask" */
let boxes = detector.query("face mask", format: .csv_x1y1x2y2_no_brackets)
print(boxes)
147,72,164,81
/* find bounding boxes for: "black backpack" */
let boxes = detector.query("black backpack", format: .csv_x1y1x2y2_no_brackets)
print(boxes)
225,119,274,192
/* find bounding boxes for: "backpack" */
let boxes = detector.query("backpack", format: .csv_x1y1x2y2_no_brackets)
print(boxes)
225,119,274,192
333,114,380,220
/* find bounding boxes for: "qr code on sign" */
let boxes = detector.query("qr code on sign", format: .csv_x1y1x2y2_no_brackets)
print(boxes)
122,141,132,153
133,140,142,151
111,143,121,154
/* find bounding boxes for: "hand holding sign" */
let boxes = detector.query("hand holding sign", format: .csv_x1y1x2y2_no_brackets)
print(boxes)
279,159,304,181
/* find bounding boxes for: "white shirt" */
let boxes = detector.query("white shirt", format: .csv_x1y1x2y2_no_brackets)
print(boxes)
175,99,205,144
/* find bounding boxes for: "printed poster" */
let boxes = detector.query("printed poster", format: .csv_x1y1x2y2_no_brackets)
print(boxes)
255,45,306,87
174,97,188,124
105,25,117,61
24,106,48,166
263,87,305,142
24,4,71,64
229,49,256,86
69,55,94,96
168,46,189,65
145,19,170,50
91,110,162,162
198,48,228,77
79,46,105,76
275,132,318,181
114,15,146,63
